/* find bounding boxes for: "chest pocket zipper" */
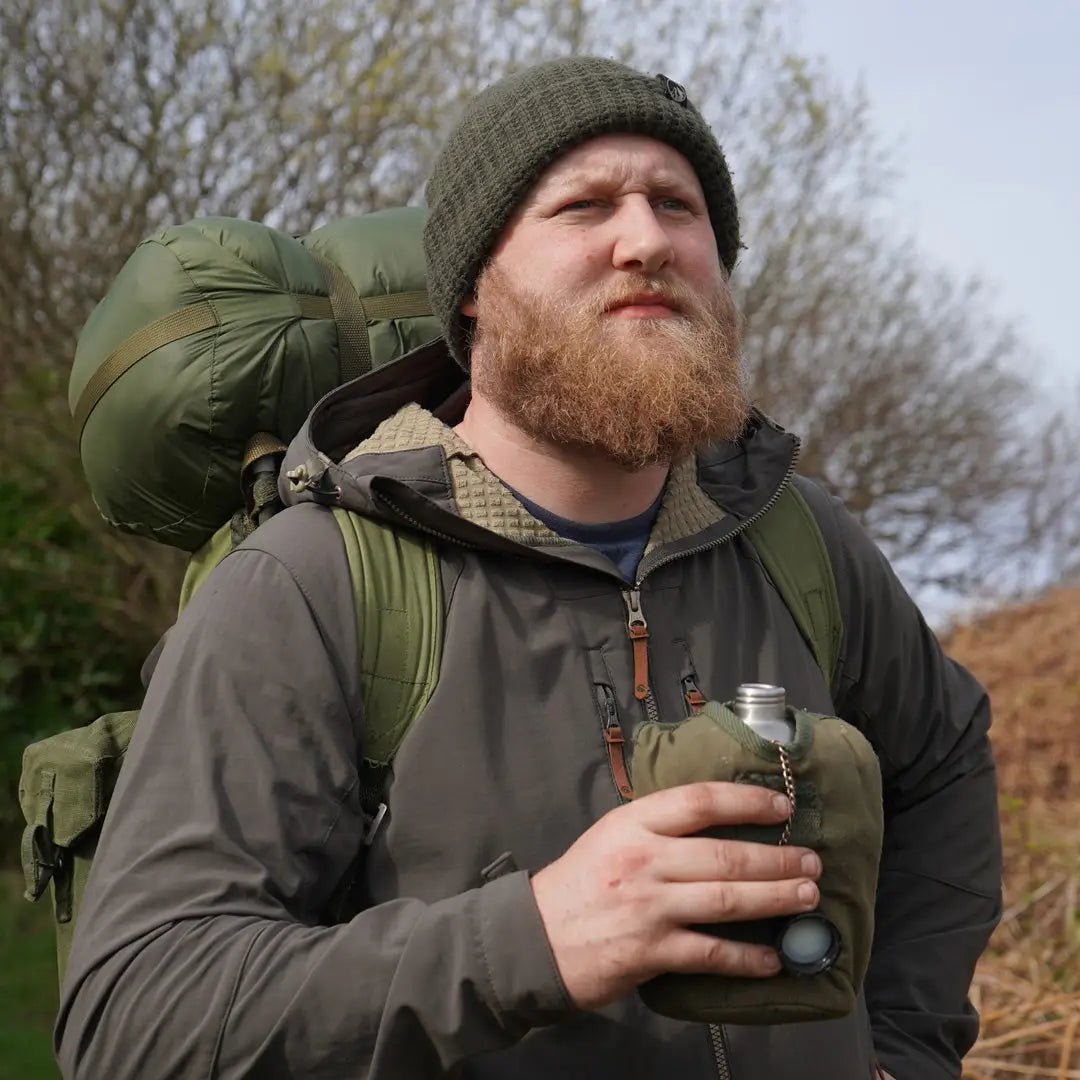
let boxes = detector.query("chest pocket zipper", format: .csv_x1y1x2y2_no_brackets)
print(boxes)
594,684,633,801
677,640,707,716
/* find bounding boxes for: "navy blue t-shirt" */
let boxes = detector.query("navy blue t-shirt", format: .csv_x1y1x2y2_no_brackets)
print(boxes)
512,487,664,583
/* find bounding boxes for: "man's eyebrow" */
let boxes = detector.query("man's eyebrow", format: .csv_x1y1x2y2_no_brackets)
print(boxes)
648,176,696,197
540,169,696,197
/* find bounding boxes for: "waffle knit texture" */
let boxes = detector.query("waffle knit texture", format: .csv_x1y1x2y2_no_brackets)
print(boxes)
423,56,740,368
344,403,726,551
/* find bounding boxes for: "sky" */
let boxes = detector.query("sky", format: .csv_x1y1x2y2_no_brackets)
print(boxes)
792,0,1079,399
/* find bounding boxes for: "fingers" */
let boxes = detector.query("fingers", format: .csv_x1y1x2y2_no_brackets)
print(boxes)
632,781,792,837
663,877,820,926
656,836,821,884
656,928,783,979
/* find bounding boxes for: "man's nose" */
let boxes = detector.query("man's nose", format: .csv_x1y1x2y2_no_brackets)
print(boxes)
610,198,675,275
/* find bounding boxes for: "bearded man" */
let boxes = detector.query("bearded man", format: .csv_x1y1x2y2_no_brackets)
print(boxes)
57,58,1001,1080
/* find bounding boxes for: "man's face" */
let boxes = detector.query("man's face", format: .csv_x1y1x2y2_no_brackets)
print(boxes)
465,133,749,471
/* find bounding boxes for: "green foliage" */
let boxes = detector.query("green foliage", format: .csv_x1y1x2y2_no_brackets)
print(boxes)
0,872,59,1078
0,478,153,865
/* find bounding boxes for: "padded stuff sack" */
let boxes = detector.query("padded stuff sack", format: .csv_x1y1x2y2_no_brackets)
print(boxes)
631,699,883,1025
20,510,443,988
69,207,440,552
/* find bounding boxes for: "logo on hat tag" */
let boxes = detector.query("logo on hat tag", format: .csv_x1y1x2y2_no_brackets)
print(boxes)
655,73,688,104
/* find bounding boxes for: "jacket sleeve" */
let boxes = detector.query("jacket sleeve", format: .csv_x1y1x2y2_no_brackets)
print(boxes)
54,508,572,1079
800,481,1003,1080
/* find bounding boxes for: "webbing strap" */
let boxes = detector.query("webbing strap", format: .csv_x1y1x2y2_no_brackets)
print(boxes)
331,509,443,769
241,431,288,474
296,295,333,320
361,290,432,322
746,484,843,685
73,302,218,437
73,290,343,440
308,251,371,383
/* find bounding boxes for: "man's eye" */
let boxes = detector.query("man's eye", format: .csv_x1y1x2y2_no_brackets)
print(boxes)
558,199,597,213
657,197,692,212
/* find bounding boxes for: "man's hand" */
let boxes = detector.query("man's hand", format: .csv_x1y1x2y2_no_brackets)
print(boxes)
530,781,822,1011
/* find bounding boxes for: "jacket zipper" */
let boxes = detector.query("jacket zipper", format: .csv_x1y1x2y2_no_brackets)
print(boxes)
634,442,801,588
594,684,633,802
681,672,706,716
622,588,660,726
709,1024,732,1079
616,447,800,795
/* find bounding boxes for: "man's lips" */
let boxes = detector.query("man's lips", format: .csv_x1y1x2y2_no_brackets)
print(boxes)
605,294,679,317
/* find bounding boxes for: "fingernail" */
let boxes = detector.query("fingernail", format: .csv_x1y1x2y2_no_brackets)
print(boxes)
763,951,782,974
798,882,818,905
801,852,821,876
772,794,790,815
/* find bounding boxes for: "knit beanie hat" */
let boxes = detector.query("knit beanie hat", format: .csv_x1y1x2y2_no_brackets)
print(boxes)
423,55,740,368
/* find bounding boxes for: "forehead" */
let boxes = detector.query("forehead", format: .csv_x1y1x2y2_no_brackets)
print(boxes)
526,133,702,198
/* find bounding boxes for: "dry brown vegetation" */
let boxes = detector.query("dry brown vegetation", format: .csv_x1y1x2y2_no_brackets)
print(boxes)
945,586,1080,1078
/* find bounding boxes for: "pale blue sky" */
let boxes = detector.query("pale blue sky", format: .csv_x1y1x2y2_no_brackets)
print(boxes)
794,0,1079,397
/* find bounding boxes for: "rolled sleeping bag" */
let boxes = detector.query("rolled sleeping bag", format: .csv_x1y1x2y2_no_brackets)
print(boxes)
69,207,440,552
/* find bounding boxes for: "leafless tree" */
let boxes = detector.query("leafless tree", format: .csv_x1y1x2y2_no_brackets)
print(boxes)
0,0,1056,644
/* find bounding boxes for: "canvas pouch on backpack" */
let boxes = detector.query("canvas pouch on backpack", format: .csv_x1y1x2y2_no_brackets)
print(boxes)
631,698,884,1026
20,712,138,981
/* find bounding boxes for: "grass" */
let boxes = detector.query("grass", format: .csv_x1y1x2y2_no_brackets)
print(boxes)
946,587,1080,1078
0,871,61,1080
965,804,1080,1079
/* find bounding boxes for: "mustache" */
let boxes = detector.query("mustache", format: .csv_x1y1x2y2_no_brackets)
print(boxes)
589,274,713,320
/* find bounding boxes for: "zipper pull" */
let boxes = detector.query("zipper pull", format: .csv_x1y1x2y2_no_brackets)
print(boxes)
596,685,633,801
623,588,650,701
682,675,707,715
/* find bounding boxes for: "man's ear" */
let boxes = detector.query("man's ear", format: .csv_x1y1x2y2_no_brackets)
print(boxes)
461,296,478,318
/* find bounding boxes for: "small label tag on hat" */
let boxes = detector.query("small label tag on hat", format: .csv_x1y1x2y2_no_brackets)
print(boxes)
655,73,689,104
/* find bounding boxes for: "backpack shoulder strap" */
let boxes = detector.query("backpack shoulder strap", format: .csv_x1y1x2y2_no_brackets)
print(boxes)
330,509,443,828
745,483,843,686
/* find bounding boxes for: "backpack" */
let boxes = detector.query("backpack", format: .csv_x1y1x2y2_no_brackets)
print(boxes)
20,205,445,986
19,481,840,988
18,204,843,987
20,507,442,985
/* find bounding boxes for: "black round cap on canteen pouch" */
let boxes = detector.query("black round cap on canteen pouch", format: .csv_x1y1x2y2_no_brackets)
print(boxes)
776,912,841,976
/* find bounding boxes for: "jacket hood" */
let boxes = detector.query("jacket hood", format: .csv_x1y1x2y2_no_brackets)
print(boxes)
280,337,800,566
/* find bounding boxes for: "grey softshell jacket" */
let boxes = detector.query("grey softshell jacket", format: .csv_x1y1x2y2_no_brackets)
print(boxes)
56,342,1002,1079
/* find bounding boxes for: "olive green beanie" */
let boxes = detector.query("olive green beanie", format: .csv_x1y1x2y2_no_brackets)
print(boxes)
423,55,740,368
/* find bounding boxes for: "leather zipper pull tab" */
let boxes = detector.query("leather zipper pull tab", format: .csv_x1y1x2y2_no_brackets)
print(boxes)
624,589,650,701
682,675,707,715
596,685,633,801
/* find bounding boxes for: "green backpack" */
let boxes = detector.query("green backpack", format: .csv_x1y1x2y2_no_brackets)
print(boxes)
20,508,442,985
18,201,843,989
19,481,840,987
21,204,446,986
